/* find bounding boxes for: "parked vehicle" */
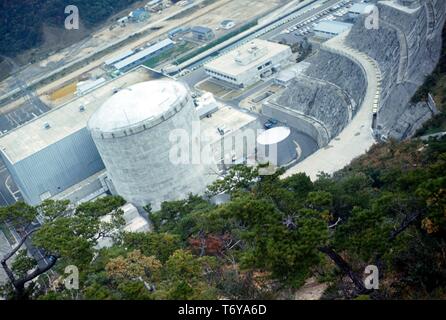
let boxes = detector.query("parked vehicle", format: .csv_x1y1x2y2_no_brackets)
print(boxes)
264,119,278,129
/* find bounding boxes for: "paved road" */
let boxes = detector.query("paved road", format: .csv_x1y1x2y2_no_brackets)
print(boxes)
0,159,17,207
283,31,381,180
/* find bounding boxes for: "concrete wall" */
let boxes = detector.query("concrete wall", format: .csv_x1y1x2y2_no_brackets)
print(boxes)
262,101,330,147
274,78,351,139
2,128,105,205
304,50,367,116
261,46,367,147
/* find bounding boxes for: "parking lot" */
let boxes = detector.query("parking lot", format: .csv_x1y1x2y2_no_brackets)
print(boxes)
280,0,353,37
0,158,20,207
0,100,50,134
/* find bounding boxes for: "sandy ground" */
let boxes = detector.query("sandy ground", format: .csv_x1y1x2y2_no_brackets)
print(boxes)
190,0,281,38
294,277,328,300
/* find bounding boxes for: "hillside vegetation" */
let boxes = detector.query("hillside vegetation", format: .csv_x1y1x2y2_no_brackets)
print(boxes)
1,134,445,300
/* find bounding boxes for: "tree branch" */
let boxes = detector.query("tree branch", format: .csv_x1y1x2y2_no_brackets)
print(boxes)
389,211,421,241
318,246,367,294
18,255,58,285
1,228,38,263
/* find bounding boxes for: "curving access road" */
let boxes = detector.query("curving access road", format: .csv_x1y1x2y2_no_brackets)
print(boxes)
283,30,382,180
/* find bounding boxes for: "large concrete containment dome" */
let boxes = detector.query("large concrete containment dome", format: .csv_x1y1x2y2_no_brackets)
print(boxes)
257,126,297,167
87,79,214,209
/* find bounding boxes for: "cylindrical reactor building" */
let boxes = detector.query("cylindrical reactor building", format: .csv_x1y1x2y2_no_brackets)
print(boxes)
87,80,214,209
257,126,297,167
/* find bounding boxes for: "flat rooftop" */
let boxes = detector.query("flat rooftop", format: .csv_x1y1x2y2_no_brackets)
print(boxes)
113,39,174,70
104,49,135,66
204,39,291,77
314,20,353,34
0,66,164,164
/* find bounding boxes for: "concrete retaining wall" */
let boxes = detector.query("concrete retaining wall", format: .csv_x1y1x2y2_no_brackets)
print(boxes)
262,101,330,147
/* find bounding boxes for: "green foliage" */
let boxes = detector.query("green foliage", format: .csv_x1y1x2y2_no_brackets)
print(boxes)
11,250,37,278
76,196,126,218
150,194,215,238
32,197,125,267
206,164,259,197
0,201,37,232
122,232,182,263
216,193,328,288
7,135,446,300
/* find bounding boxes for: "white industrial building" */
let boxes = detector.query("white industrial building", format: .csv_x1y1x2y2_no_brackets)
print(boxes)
204,39,292,88
112,38,174,72
274,62,310,86
104,50,135,67
313,21,353,39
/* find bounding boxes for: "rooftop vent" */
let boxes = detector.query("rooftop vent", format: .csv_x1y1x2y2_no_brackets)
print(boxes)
43,122,51,129
79,105,86,112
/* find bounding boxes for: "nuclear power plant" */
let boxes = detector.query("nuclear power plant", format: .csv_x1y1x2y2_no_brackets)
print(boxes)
87,79,214,208
0,66,265,209
1,0,437,214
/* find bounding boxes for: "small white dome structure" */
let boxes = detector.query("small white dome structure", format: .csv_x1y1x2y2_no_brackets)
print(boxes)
88,80,214,209
257,126,297,167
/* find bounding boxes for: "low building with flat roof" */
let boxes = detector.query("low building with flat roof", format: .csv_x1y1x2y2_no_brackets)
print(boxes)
204,39,292,88
113,38,174,71
201,105,261,166
313,20,353,39
104,50,135,66
191,26,215,42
